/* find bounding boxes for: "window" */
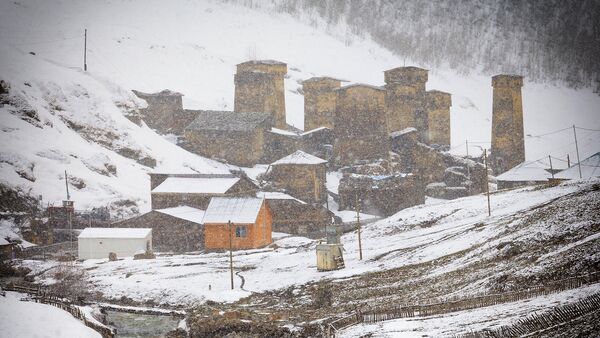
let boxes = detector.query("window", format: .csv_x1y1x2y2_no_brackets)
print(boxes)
235,226,247,238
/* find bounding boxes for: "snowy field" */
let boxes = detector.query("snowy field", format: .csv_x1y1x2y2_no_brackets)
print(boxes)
1,0,600,213
341,284,600,337
0,291,101,338
20,179,599,307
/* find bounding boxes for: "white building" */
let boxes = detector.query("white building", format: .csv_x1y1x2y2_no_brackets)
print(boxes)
78,228,152,260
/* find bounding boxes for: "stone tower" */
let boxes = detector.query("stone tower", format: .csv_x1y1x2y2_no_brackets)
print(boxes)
425,90,452,147
302,77,344,131
234,60,287,129
383,66,429,140
333,84,389,166
490,74,525,175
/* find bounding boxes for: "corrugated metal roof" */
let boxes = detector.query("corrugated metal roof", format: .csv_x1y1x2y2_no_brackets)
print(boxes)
202,197,263,224
185,110,271,132
271,150,327,165
152,177,240,194
78,228,152,239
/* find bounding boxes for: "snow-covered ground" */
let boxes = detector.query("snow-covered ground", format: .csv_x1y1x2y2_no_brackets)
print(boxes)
20,179,599,307
0,291,101,338
340,284,600,337
1,0,599,214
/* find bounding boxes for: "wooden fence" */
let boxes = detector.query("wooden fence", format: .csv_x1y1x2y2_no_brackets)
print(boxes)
3,283,115,338
326,271,600,337
455,293,600,337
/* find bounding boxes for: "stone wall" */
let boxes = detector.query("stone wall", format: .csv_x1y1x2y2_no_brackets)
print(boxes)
132,90,183,133
183,128,266,167
426,90,452,147
384,67,428,139
266,199,333,238
303,77,341,130
338,173,424,217
268,163,327,205
112,211,203,252
333,85,389,167
262,131,301,164
234,60,287,129
490,74,525,175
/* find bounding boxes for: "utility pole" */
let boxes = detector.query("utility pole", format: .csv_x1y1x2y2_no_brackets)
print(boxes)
465,140,470,179
84,29,87,71
65,170,72,243
355,193,363,261
567,154,571,168
483,149,491,216
573,125,582,179
228,220,234,290
548,155,554,179
465,140,469,158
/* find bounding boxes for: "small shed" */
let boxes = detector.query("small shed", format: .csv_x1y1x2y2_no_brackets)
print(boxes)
496,160,552,189
316,244,345,271
269,150,328,204
78,228,152,260
203,197,272,250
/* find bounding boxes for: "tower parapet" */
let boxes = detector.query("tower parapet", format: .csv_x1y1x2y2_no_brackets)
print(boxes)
234,60,287,129
303,77,345,130
490,74,525,175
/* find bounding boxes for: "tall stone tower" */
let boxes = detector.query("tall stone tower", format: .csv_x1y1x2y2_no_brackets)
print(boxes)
490,74,525,175
383,66,429,140
332,84,389,166
425,90,452,147
303,77,344,131
234,60,287,129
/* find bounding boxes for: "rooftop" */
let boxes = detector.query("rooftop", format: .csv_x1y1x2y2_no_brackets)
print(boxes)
155,206,205,224
271,150,327,165
384,66,429,74
555,152,600,180
185,110,271,132
238,59,286,66
132,89,183,97
202,197,264,224
152,176,241,194
335,83,385,92
303,76,349,83
496,160,552,182
256,191,306,204
78,228,152,239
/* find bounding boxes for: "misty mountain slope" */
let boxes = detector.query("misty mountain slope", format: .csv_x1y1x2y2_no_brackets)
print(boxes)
0,45,231,214
1,0,599,212
232,0,600,91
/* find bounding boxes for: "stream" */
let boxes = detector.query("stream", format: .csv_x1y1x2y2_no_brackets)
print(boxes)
105,310,181,337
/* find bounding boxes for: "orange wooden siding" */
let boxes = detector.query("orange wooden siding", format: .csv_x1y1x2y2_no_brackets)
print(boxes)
204,202,272,250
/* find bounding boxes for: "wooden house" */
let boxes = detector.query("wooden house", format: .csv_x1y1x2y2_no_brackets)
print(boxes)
150,173,257,210
202,197,272,250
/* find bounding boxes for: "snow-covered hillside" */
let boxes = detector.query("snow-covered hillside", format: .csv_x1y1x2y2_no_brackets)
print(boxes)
1,0,599,211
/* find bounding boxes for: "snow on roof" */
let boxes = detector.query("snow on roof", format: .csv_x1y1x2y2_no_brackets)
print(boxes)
202,197,264,224
78,228,152,239
256,191,306,204
335,83,385,92
303,76,349,83
301,126,330,136
0,237,11,245
269,128,299,137
132,89,183,97
390,127,418,137
496,160,552,182
238,59,286,66
155,206,205,224
555,152,600,180
152,177,240,194
271,150,327,165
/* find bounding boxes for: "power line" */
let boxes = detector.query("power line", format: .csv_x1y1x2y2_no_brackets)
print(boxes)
575,126,600,132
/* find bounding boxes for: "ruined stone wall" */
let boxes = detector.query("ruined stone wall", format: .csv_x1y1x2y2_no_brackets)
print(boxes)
133,91,183,132
184,129,266,167
490,75,525,175
112,211,203,252
303,78,341,130
333,86,389,166
266,200,332,238
426,90,452,147
269,164,327,204
338,173,424,216
262,132,300,164
299,127,334,161
384,67,428,139
234,62,287,129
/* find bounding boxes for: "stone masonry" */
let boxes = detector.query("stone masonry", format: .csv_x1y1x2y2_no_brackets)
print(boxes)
426,90,452,147
234,60,287,129
490,75,525,175
333,84,389,167
303,77,344,131
384,67,429,139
